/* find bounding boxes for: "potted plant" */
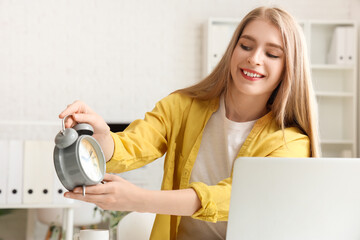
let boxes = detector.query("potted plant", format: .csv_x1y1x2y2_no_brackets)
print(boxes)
94,207,130,240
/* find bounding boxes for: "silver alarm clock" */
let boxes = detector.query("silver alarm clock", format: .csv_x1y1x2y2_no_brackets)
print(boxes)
53,115,106,195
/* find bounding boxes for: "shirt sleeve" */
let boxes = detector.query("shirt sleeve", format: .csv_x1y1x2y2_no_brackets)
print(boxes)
268,135,311,157
189,178,232,222
106,94,175,173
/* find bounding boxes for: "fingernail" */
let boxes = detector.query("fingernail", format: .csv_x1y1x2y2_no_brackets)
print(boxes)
73,188,80,193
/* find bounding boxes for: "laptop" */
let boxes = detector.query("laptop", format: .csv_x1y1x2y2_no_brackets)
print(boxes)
226,157,360,240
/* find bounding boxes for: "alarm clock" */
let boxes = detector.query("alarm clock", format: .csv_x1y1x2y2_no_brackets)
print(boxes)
53,115,106,195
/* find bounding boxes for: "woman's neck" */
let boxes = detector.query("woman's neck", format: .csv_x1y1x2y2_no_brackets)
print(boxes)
224,90,269,122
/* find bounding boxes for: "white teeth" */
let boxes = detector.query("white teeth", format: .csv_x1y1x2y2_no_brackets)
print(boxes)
243,70,262,78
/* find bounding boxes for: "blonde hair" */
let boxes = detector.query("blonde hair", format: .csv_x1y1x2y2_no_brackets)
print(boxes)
175,6,321,157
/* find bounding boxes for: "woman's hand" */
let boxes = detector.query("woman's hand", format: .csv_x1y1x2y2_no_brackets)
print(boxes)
64,174,145,212
64,174,201,216
59,100,114,161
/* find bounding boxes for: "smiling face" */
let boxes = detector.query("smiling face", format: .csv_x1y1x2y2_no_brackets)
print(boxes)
229,19,285,102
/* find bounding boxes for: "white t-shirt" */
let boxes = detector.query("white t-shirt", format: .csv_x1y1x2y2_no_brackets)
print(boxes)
177,95,256,240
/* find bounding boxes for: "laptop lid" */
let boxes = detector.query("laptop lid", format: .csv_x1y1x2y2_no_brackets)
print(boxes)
226,157,360,240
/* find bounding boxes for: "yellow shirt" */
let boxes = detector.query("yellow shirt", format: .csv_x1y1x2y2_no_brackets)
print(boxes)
106,93,310,239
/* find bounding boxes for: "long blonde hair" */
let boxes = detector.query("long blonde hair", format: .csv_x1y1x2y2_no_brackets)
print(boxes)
175,6,321,157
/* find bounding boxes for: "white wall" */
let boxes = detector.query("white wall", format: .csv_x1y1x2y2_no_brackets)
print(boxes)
0,0,358,131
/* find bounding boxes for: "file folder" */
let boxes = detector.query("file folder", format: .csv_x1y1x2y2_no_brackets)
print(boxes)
7,140,24,204
345,26,355,64
53,168,73,204
0,140,8,204
327,27,346,64
23,141,54,204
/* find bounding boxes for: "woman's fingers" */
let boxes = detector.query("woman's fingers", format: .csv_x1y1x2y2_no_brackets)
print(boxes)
59,100,93,119
65,184,110,200
72,184,109,195
59,101,92,128
70,113,99,128
58,101,110,134
64,180,123,209
63,174,143,212
64,190,110,205
70,175,122,195
103,173,120,182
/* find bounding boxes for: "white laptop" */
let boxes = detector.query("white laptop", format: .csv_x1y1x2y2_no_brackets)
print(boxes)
226,157,360,240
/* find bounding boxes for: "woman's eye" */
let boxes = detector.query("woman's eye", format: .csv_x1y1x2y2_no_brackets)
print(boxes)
240,44,251,51
266,52,280,58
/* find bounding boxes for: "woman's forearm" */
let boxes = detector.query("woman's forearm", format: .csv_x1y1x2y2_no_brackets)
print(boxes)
138,188,201,216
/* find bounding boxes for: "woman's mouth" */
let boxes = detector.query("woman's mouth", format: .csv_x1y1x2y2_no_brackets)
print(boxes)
240,68,265,81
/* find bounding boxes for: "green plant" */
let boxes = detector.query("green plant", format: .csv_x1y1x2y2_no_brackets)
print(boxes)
93,207,130,229
0,209,13,217
93,207,130,240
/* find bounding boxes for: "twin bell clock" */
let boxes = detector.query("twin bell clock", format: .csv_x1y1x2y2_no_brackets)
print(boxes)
53,115,106,196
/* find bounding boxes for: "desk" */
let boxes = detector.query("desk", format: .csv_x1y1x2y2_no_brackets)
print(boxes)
0,204,76,240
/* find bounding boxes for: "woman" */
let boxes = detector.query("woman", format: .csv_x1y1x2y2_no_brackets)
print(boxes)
61,6,320,239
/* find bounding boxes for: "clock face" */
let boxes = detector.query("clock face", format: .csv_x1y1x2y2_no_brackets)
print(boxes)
78,138,103,182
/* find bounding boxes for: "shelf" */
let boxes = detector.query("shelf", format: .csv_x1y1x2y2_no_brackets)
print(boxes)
320,140,354,145
308,20,356,26
316,92,354,97
210,18,240,24
0,203,79,209
0,121,59,126
311,64,354,70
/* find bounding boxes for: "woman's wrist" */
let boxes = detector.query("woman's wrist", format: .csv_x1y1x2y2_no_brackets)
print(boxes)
96,132,115,161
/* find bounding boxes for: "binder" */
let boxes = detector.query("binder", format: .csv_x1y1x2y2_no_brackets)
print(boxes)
327,27,346,64
7,140,24,204
23,141,54,204
0,140,8,204
211,24,232,68
53,168,73,204
345,26,355,64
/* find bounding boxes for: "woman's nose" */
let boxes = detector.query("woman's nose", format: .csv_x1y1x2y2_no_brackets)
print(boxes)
247,50,263,66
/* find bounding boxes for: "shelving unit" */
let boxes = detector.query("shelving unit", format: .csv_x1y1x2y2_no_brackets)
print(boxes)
204,18,358,157
304,20,358,157
0,204,75,240
0,124,78,240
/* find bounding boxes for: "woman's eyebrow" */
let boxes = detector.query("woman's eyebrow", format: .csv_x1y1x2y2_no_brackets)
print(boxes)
267,43,284,52
240,34,284,52
240,35,255,42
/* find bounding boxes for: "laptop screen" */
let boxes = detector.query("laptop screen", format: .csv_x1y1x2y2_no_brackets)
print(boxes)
226,157,360,240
